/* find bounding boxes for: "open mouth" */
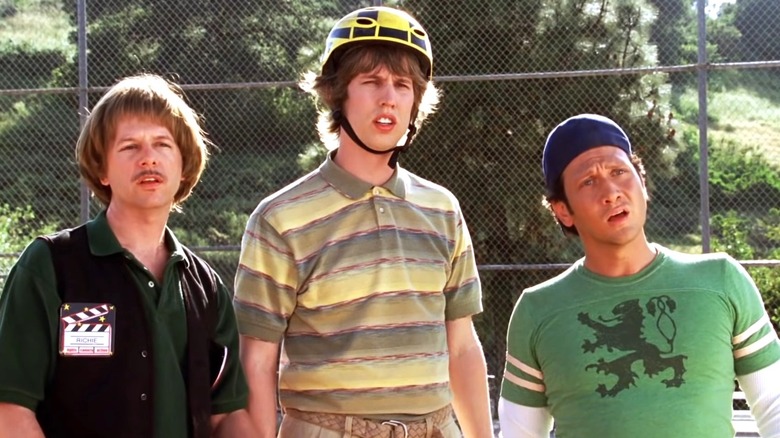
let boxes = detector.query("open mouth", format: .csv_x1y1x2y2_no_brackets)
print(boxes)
374,115,396,127
608,209,628,221
135,172,164,184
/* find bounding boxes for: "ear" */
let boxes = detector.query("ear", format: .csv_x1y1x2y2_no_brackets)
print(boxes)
99,176,109,186
551,200,574,228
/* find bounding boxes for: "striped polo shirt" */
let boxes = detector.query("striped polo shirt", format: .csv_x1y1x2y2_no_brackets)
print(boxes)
234,153,482,417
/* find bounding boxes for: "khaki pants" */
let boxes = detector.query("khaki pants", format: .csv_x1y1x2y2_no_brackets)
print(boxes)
277,412,463,438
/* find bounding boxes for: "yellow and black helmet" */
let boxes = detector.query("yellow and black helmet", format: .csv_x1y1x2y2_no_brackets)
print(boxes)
321,6,433,80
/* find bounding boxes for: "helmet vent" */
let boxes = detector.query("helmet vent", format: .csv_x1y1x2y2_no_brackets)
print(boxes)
321,7,434,80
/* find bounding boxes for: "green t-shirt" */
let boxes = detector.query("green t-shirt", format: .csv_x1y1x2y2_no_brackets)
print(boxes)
501,245,780,438
0,211,248,437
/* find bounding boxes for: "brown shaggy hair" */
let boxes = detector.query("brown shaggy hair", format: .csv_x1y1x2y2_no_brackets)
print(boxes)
75,74,210,211
300,44,439,150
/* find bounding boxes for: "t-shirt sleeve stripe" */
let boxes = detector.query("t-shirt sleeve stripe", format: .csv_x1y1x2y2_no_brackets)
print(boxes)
503,368,546,393
733,314,771,344
506,352,544,380
734,331,780,359
504,352,546,393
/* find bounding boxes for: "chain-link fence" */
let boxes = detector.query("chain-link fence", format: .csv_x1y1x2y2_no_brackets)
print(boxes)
1,0,779,416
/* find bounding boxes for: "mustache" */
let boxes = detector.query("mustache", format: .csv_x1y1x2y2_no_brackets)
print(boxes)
132,170,165,182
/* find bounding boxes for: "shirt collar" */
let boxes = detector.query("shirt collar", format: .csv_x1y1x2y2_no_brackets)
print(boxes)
319,150,409,199
85,209,188,266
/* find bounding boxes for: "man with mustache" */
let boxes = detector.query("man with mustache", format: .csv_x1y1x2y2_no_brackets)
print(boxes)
0,74,250,437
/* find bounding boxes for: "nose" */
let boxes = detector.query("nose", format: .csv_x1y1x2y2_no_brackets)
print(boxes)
139,144,159,167
379,83,397,108
603,181,622,204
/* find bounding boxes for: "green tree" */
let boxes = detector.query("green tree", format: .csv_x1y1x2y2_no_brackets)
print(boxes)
646,0,695,89
0,204,57,291
733,0,780,62
0,1,360,245
646,0,693,66
0,1,79,228
711,211,780,333
707,4,742,63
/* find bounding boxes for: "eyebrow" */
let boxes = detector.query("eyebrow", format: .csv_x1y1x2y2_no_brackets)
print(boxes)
571,158,627,177
357,70,411,81
116,131,174,140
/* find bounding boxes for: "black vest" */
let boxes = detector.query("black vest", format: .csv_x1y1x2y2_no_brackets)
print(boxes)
36,225,217,438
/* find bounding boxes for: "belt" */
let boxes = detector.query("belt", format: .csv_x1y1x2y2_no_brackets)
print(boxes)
284,405,453,438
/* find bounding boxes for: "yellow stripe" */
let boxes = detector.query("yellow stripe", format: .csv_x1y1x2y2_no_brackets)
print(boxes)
280,360,448,391
300,263,447,308
289,297,444,335
267,190,368,232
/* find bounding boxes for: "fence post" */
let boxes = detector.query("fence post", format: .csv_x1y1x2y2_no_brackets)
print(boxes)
77,0,90,223
696,0,711,253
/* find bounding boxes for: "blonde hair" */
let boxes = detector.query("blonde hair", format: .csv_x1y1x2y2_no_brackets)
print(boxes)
76,74,210,210
301,44,440,150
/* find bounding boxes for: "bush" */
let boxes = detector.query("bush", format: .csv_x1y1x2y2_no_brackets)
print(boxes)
747,267,780,333
712,211,780,333
0,204,57,291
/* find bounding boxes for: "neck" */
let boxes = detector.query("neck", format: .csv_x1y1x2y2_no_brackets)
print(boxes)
582,235,657,277
105,205,170,252
334,140,395,186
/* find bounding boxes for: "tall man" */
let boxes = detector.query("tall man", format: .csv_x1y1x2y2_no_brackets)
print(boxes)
234,6,493,438
499,113,780,437
0,74,250,437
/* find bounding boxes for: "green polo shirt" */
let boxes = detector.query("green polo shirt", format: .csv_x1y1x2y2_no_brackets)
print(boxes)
0,211,247,437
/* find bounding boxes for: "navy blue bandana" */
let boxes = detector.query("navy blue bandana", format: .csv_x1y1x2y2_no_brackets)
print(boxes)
542,114,632,195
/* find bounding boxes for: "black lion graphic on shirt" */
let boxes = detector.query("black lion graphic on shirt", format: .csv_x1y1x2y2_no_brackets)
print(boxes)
578,296,687,397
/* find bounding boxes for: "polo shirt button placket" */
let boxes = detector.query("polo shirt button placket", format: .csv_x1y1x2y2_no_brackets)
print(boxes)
372,187,387,218
139,350,149,402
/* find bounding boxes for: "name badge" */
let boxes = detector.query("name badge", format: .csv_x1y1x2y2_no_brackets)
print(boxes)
59,303,116,357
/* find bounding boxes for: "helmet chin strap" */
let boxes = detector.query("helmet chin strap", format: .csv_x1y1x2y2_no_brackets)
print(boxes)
333,110,417,169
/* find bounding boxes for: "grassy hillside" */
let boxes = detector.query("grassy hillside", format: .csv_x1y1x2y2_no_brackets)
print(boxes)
677,72,780,163
0,0,71,54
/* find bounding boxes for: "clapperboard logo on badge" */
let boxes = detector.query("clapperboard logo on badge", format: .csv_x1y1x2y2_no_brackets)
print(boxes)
59,303,116,357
